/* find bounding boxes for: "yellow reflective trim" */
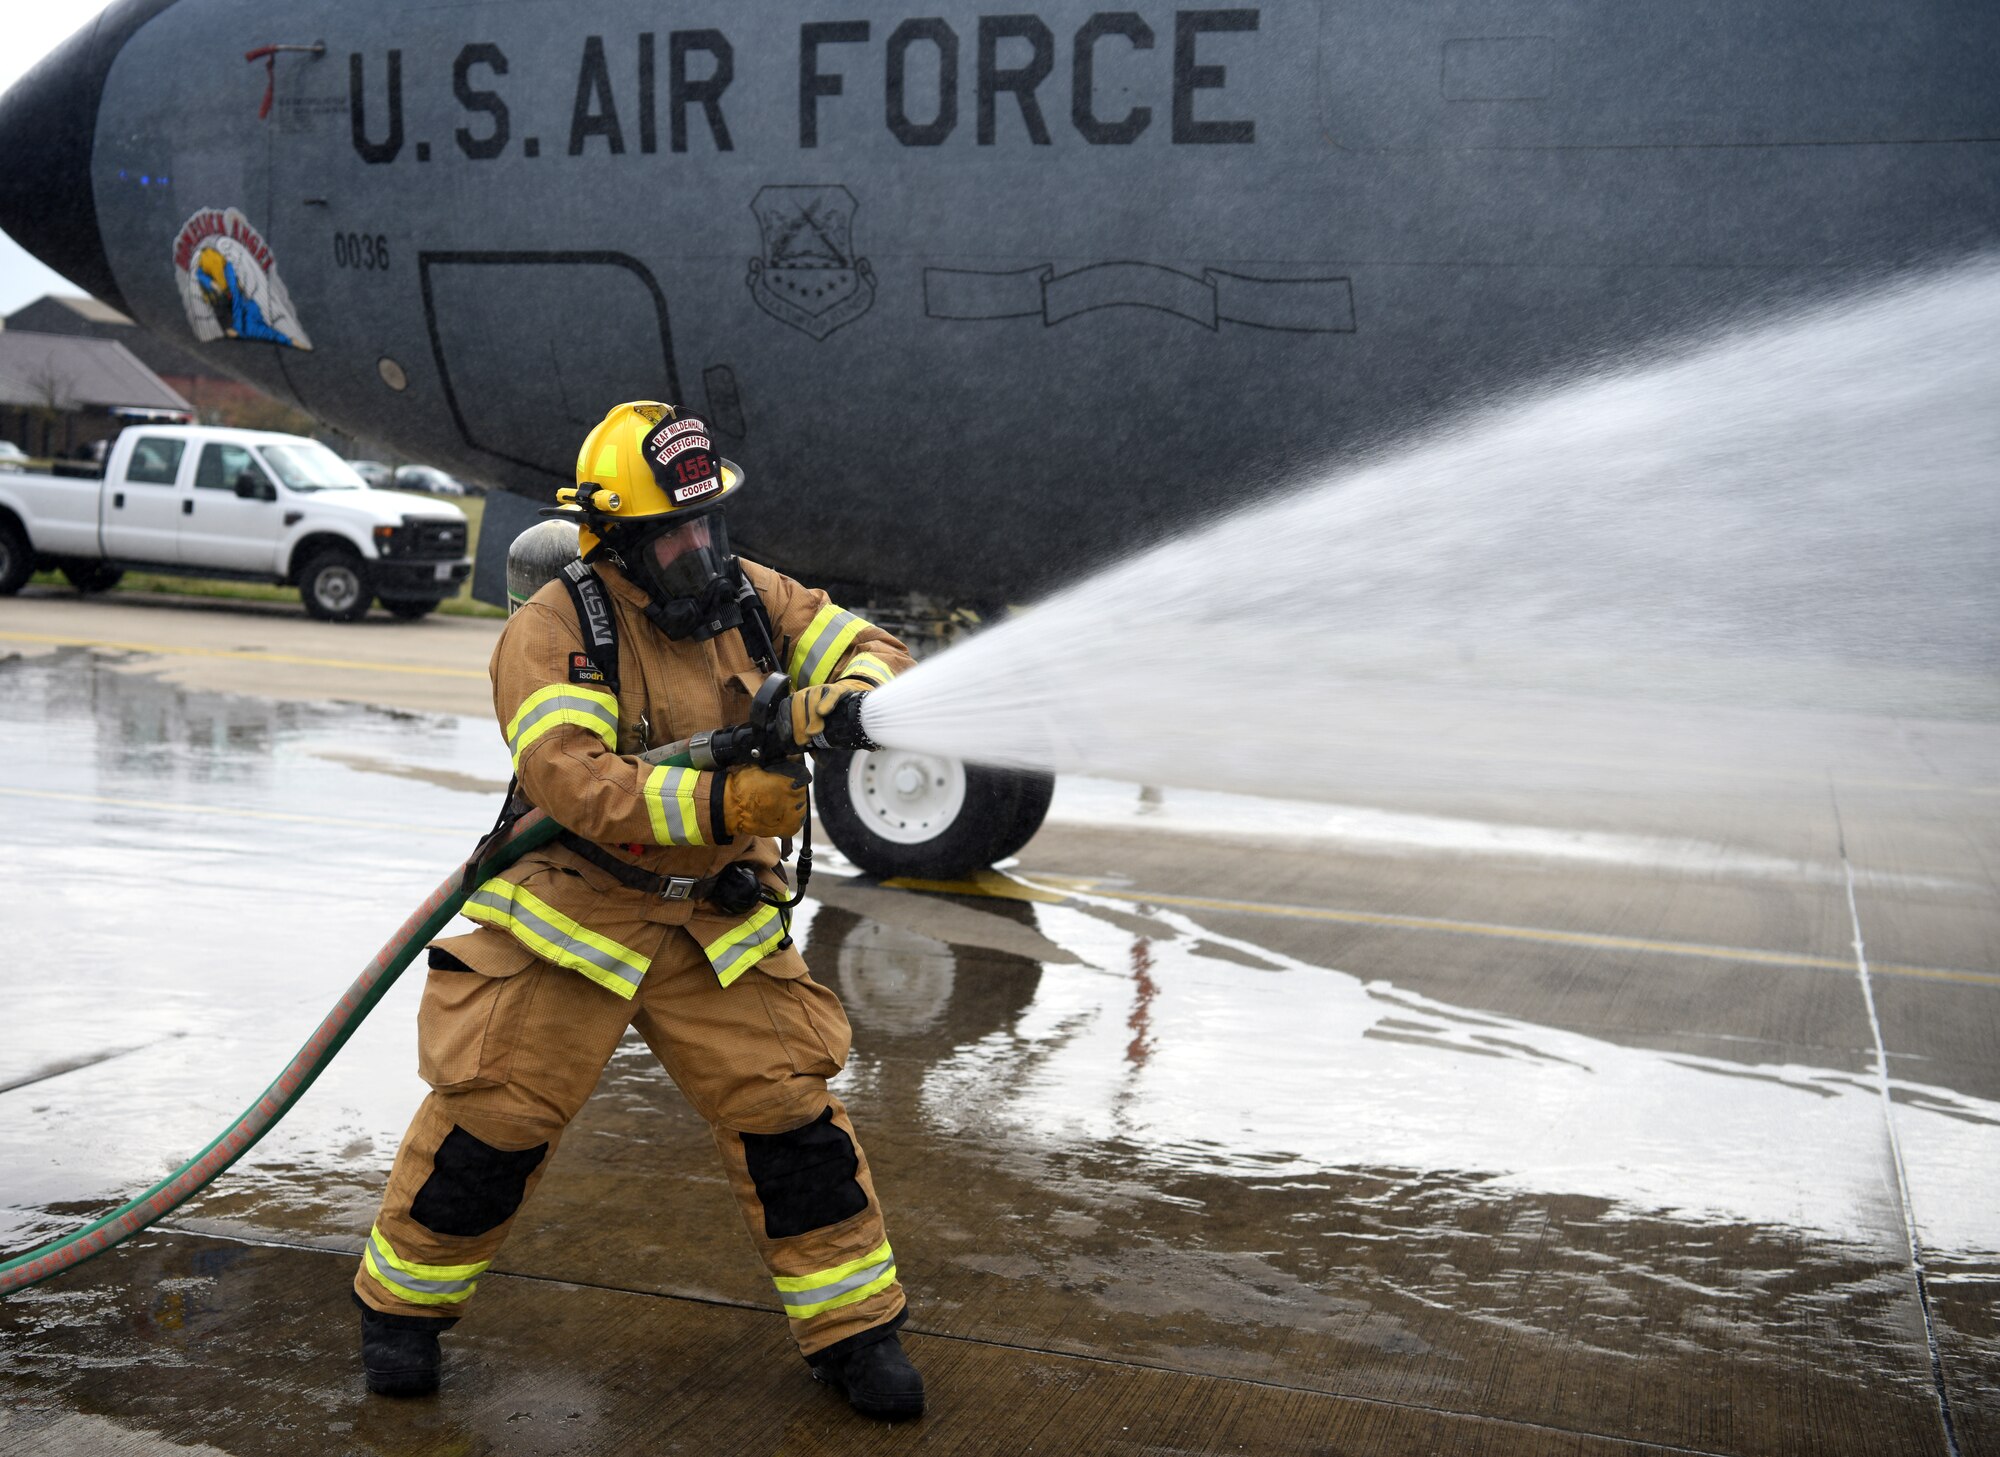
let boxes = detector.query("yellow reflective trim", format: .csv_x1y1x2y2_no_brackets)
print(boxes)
701,902,785,987
362,1245,484,1308
511,712,613,771
783,1266,899,1320
360,1224,488,1304
463,877,650,998
367,1225,487,1281
807,620,867,687
789,604,875,687
842,652,894,686
506,683,620,770
772,1241,893,1293
644,763,704,846
544,955,637,1000
505,682,618,743
787,605,838,681
703,903,776,957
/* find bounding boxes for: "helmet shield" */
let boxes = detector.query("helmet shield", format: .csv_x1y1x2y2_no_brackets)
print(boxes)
640,414,724,508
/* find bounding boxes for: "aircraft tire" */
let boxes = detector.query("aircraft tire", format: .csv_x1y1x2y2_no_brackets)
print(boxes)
813,749,1052,880
298,546,373,623
61,562,124,594
381,597,442,620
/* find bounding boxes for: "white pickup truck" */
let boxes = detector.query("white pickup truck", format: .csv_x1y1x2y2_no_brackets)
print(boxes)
0,425,471,621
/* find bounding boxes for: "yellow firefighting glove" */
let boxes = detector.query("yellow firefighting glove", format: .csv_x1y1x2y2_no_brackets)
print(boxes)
786,680,868,749
722,762,810,839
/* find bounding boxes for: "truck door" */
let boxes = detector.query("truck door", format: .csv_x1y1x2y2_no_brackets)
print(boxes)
183,442,285,573
99,434,188,565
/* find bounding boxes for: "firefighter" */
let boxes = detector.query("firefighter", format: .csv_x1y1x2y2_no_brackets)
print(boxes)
353,402,923,1419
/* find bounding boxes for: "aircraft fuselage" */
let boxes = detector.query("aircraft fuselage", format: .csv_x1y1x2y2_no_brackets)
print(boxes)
4,0,1995,598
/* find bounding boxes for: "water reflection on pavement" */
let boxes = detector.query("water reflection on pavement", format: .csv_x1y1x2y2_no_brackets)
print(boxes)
2,647,1995,1454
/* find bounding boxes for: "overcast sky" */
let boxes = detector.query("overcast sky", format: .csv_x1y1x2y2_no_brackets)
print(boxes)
1,1,117,316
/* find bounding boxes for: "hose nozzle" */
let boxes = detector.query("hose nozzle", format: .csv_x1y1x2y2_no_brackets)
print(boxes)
815,690,881,752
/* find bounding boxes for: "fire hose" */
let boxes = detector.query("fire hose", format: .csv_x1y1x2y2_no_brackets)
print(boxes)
0,672,861,1297
0,800,565,1297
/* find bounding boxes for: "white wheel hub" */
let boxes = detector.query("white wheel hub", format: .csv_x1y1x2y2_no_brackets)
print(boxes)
847,749,967,845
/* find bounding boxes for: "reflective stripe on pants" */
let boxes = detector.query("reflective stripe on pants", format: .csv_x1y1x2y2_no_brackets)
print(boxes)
773,1240,897,1320
362,1222,487,1307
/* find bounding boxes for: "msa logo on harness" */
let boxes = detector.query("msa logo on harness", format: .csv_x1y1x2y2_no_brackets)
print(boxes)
561,560,616,651
557,559,621,694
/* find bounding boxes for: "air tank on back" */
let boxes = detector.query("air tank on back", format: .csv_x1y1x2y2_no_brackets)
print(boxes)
505,518,581,614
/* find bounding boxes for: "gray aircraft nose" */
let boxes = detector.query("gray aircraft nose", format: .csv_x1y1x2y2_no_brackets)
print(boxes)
0,0,180,314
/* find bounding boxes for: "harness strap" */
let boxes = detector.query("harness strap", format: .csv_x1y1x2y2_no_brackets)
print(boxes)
733,563,782,675
558,559,621,694
552,831,770,918
552,829,732,901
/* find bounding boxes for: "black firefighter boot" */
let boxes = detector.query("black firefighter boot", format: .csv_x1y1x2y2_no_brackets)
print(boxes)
357,1297,456,1397
809,1331,925,1420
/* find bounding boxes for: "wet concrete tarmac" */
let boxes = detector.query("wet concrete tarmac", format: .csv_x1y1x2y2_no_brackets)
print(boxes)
1,592,1996,1455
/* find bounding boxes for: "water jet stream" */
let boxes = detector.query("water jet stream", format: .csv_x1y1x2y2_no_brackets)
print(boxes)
862,260,2000,798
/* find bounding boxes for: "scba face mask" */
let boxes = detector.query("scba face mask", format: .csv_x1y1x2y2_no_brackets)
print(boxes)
624,511,744,641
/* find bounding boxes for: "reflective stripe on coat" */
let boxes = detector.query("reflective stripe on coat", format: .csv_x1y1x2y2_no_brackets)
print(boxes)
461,558,913,998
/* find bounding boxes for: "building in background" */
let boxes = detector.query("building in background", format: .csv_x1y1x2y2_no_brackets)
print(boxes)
0,328,189,460
4,293,314,436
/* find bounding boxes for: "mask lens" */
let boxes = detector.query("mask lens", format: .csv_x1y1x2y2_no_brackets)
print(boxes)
639,513,729,599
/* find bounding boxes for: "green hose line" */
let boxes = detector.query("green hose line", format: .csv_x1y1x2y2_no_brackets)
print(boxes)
0,775,678,1296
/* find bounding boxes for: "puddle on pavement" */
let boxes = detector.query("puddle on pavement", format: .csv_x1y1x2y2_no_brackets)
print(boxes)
3,650,1997,1400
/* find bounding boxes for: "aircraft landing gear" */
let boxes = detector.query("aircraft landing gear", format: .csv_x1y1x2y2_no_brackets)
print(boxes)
813,748,1054,880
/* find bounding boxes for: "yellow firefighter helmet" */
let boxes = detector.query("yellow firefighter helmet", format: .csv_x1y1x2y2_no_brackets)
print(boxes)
560,400,743,556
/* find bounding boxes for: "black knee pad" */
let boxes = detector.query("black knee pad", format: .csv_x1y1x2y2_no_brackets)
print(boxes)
410,1126,549,1238
740,1108,869,1239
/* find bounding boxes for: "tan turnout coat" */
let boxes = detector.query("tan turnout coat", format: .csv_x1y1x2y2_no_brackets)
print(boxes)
436,558,912,998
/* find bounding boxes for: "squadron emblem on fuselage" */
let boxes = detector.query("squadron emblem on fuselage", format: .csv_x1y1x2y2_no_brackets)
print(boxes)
173,207,312,351
746,185,875,341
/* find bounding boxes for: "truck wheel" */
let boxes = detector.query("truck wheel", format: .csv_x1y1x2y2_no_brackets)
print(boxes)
381,598,441,620
813,749,1055,880
0,520,30,596
61,563,124,594
298,547,372,622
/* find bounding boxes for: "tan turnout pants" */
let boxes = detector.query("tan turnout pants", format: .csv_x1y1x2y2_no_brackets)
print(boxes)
353,925,905,1359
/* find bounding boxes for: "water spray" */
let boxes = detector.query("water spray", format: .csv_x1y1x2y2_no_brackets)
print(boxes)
858,259,2000,798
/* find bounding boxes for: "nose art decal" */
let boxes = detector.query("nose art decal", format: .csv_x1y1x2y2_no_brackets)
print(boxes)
173,207,314,351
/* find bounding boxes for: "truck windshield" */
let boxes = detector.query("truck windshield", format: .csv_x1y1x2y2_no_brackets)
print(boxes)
258,441,365,492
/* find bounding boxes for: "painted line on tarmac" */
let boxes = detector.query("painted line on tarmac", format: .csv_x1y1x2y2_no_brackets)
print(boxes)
14,776,1986,989
1032,881,1998,989
0,630,487,679
0,784,476,837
